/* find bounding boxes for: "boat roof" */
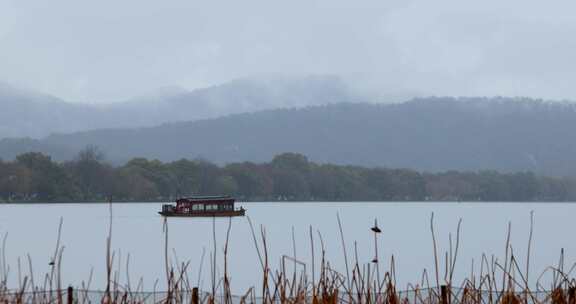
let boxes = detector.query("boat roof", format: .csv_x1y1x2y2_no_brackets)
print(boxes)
178,195,233,201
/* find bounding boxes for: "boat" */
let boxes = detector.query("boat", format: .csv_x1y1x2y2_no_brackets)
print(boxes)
159,195,246,217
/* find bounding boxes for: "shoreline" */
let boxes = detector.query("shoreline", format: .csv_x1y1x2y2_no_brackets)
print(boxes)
1,200,575,205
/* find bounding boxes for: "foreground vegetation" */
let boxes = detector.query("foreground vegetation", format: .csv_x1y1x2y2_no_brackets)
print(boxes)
1,147,575,202
0,210,574,304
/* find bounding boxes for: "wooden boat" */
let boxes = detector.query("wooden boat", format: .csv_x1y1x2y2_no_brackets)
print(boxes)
159,196,245,217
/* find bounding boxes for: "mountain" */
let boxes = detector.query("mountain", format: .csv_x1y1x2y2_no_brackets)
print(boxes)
2,97,576,176
0,82,104,138
0,75,358,139
95,75,358,128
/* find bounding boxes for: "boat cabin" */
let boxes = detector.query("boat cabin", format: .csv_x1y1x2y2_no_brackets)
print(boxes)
174,196,235,213
160,195,245,217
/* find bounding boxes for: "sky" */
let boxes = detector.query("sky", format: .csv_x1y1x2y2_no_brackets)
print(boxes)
1,0,576,102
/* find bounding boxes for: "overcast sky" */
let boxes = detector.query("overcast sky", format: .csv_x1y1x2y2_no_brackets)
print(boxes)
1,0,576,102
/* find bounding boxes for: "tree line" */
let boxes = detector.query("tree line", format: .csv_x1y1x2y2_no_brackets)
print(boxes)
1,147,575,202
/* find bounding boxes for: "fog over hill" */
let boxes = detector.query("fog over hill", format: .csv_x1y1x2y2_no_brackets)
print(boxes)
2,97,576,176
0,75,359,139
0,82,103,138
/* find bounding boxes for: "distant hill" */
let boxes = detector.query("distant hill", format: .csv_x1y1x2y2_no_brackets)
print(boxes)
0,75,357,139
2,97,576,176
0,82,105,138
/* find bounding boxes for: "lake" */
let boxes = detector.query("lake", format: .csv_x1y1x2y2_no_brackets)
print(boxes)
0,202,574,294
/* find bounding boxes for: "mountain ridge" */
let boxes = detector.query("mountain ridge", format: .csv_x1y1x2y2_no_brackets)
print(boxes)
2,97,576,176
0,75,359,139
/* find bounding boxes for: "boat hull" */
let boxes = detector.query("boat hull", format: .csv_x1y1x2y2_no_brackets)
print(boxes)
158,209,246,217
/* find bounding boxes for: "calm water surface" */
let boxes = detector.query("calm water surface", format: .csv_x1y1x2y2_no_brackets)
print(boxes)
0,202,574,293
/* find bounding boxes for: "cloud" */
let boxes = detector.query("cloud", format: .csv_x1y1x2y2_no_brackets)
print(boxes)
377,0,576,99
0,0,16,39
1,0,576,101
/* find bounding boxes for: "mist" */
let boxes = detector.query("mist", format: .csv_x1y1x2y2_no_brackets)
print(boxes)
1,0,576,102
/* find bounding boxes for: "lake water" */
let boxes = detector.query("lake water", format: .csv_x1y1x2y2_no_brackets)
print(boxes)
0,202,574,293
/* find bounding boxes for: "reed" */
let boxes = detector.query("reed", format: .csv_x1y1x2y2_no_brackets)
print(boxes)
0,211,575,304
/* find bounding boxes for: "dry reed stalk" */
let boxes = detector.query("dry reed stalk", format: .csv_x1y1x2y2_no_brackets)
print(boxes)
211,216,216,303
15,276,27,304
48,217,63,303
430,213,441,299
503,222,512,293
501,259,520,304
546,251,565,291
260,225,270,303
274,270,284,303
208,251,214,304
223,217,232,304
525,211,534,304
351,241,360,302
239,286,254,304
103,198,113,304
80,267,93,304
470,258,475,288
126,253,133,299
17,256,21,292
292,226,297,279
113,249,122,302
448,219,462,285
56,246,64,304
173,255,192,296
337,213,351,291
491,254,498,304
162,217,173,303
196,246,207,292
445,252,449,284
310,225,316,301
480,254,489,289
508,251,539,304
290,226,297,297
152,278,159,303
246,216,264,272
26,254,36,304
173,261,191,302
1,232,8,291
420,269,431,291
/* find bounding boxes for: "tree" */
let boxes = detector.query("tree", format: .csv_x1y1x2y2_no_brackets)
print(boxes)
166,159,202,196
67,146,113,200
271,153,311,200
113,167,160,200
3,151,575,202
0,161,32,201
16,152,80,201
224,162,273,200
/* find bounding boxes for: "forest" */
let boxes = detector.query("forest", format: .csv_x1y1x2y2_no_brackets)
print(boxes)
0,147,575,203
5,98,576,176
